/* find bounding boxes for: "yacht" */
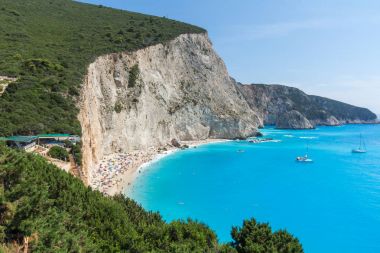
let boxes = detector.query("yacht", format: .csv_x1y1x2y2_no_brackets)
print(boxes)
352,134,367,153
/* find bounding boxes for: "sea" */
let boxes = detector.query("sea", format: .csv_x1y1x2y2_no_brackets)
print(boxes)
125,124,380,253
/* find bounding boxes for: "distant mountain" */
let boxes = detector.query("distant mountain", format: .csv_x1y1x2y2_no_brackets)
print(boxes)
237,83,378,129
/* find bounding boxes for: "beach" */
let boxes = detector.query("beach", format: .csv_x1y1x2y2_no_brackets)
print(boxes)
89,139,228,196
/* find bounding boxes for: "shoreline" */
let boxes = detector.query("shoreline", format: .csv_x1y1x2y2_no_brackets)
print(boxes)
89,139,229,196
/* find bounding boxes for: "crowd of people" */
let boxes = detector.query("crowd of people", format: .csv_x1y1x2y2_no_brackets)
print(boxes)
91,154,132,194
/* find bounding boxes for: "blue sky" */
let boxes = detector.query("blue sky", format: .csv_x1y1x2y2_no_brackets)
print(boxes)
79,0,380,113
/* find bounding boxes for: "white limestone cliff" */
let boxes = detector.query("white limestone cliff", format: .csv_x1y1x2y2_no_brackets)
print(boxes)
79,33,261,183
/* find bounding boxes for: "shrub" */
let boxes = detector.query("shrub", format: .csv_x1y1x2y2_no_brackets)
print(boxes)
23,58,63,75
128,64,139,88
71,142,82,166
48,146,69,161
114,101,123,113
231,218,303,253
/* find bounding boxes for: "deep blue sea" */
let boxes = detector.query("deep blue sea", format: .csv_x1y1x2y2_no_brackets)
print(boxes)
125,125,380,253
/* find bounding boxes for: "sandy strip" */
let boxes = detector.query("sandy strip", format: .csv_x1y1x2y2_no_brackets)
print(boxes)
90,139,228,196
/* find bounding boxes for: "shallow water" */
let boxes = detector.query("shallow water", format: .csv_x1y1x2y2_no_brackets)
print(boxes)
125,125,380,253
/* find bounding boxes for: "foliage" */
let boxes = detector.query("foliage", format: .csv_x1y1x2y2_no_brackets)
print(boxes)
47,146,69,161
114,101,123,113
128,64,140,88
71,142,82,166
231,219,303,253
0,0,205,136
0,145,303,252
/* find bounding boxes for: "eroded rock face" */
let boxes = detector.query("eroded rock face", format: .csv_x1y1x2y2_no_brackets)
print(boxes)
237,83,377,129
276,110,314,129
79,33,260,181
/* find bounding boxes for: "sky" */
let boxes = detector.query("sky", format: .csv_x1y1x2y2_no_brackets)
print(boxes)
79,0,380,113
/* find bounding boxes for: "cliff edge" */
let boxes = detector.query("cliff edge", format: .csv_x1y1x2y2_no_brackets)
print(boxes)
79,33,260,182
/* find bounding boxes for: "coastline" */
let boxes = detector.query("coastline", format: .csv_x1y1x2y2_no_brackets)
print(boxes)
90,139,229,196
90,123,380,196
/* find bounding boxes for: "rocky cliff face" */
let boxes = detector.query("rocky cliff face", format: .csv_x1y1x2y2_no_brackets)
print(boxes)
237,83,377,129
0,76,17,96
79,33,260,181
276,110,314,129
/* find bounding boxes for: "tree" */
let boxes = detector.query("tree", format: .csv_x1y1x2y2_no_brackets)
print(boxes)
47,146,69,161
231,218,303,253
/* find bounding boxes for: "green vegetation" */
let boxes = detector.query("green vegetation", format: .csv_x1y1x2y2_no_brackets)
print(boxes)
0,145,303,252
114,101,123,113
128,64,140,88
230,219,304,253
47,146,69,161
63,140,82,165
0,0,205,136
71,142,82,166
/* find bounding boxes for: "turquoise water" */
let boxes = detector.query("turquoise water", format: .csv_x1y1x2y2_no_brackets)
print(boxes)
126,125,380,253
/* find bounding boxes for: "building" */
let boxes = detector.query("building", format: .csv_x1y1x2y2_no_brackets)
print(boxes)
37,134,80,146
0,136,38,151
0,134,80,151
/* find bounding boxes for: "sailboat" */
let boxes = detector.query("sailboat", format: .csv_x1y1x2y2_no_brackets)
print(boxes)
296,142,313,163
352,134,367,153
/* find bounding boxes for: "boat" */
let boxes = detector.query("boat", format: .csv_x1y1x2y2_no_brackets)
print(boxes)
352,134,367,153
296,143,313,163
248,138,281,144
296,155,313,163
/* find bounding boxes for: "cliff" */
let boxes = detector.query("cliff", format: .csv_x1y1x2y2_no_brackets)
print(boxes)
79,33,260,181
237,83,377,129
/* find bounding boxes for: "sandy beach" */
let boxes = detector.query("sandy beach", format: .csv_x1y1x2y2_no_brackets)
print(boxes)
89,139,229,196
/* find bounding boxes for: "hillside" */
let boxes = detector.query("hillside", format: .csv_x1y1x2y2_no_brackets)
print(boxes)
0,0,204,136
0,1,304,252
237,83,377,129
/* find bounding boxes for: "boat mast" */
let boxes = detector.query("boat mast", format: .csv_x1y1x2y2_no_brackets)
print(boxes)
362,134,366,150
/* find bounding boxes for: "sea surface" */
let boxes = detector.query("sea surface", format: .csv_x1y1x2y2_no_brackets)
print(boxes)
125,125,380,253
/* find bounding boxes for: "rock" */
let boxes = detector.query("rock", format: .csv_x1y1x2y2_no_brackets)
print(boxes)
171,139,181,148
255,132,264,137
276,110,314,129
0,76,17,96
311,115,341,126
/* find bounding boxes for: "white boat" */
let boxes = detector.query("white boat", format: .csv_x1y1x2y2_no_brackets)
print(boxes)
296,155,313,163
296,143,313,163
352,134,367,154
